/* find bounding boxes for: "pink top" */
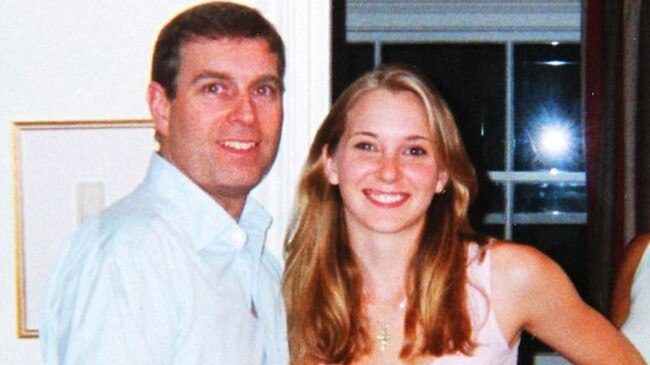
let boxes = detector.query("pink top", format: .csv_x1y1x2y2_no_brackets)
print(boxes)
426,243,519,364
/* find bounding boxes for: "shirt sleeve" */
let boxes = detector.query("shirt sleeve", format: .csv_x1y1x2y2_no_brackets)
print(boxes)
41,219,180,365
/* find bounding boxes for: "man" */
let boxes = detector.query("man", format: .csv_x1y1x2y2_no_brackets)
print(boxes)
40,2,287,364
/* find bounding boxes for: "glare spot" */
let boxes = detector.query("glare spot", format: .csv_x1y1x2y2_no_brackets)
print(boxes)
532,59,576,67
545,60,569,66
540,125,571,158
549,168,559,175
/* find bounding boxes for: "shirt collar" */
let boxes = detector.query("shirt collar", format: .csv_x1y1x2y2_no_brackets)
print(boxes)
142,153,272,252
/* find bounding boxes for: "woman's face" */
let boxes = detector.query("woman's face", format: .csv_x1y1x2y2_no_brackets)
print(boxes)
324,88,448,240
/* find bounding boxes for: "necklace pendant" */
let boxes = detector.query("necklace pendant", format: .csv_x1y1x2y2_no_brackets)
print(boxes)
375,325,390,352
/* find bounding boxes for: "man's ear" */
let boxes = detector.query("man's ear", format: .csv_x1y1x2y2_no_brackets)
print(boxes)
322,145,339,185
147,82,171,137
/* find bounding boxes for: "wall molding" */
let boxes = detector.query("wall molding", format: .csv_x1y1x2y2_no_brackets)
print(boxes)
253,0,331,259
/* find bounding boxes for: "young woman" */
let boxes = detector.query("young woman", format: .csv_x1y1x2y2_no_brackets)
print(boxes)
283,65,645,364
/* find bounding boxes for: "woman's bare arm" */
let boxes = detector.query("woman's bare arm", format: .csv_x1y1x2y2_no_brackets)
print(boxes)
491,242,646,365
610,233,650,328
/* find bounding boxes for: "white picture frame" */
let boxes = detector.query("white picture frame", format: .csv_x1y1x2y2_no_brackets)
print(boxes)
12,120,156,338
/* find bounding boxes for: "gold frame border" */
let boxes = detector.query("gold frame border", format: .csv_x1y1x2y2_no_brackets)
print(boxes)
12,119,153,339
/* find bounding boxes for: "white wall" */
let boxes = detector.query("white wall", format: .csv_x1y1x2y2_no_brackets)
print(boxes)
0,1,330,363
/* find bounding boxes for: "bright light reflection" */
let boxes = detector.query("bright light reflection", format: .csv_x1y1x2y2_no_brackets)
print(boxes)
539,125,571,157
533,60,572,66
523,100,582,170
549,168,559,175
547,60,566,66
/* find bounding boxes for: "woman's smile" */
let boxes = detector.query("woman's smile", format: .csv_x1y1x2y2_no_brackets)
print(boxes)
362,188,410,207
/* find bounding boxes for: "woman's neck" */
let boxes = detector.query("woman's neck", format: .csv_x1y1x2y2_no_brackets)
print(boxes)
349,228,418,302
350,231,416,365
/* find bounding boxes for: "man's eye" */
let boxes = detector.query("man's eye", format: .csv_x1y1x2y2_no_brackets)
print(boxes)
203,83,225,94
255,84,278,97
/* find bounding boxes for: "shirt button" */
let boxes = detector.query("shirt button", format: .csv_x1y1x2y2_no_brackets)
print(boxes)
231,229,247,248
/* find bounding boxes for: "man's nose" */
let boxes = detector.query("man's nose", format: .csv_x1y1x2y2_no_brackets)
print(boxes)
231,93,256,125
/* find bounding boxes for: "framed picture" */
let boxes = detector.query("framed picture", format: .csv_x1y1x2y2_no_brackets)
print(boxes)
12,120,156,338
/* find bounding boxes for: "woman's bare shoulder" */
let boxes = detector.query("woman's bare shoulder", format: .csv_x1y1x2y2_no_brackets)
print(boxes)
624,232,650,267
613,232,650,294
487,240,646,364
488,240,557,284
482,240,562,344
488,240,573,315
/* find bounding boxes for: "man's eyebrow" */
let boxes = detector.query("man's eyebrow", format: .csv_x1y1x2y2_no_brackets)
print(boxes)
190,71,230,85
190,72,284,91
256,75,285,92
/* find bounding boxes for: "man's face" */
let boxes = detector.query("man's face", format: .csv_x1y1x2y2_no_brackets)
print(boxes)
149,37,283,218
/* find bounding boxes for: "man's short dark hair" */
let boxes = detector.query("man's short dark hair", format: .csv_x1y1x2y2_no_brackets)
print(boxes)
151,1,285,99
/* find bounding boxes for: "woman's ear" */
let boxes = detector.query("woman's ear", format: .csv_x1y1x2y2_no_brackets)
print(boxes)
436,169,449,193
147,82,171,137
322,145,339,185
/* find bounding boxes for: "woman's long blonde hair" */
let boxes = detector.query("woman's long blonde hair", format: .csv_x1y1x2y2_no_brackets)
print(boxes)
283,64,482,364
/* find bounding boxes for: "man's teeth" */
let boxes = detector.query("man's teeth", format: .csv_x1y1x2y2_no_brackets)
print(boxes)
372,193,404,204
223,141,255,150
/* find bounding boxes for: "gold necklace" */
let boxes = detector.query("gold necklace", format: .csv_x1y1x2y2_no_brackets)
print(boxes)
376,325,391,352
374,298,407,352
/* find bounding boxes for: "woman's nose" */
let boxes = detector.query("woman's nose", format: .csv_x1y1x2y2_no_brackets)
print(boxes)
378,154,400,182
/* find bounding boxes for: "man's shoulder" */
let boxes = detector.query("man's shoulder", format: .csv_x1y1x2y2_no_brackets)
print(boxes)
91,191,159,234
66,188,182,260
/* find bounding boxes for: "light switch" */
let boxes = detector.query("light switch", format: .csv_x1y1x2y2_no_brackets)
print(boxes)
76,182,105,225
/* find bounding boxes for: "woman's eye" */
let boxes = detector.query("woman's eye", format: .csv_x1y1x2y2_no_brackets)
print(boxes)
405,146,427,156
353,142,375,151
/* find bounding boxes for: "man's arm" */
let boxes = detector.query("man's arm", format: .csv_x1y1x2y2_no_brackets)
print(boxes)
41,222,177,365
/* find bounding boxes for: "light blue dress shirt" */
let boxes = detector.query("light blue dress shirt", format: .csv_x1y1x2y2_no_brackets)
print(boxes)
41,154,288,365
